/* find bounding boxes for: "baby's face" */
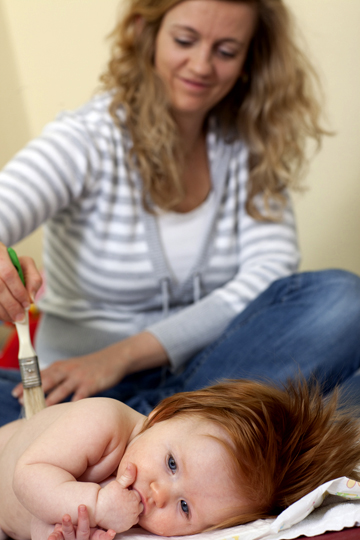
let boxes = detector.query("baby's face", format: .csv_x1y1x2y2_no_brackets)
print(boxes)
118,415,250,536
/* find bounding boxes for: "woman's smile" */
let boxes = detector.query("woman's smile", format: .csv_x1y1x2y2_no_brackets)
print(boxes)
178,75,212,91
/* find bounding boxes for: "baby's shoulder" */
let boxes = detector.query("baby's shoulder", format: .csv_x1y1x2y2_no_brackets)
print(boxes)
0,418,24,455
69,397,145,435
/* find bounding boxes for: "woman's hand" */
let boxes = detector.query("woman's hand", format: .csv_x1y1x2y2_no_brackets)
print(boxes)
12,332,169,406
48,505,116,540
39,349,127,406
0,242,42,322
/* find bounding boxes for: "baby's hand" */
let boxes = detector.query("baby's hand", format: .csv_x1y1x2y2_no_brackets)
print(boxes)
95,463,143,532
48,506,116,540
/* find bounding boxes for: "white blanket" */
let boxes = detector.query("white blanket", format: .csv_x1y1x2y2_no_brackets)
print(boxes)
116,477,360,540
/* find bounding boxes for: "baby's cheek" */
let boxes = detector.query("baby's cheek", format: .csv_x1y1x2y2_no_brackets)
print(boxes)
138,513,176,537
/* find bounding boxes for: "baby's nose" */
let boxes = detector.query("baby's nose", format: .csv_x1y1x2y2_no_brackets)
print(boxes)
150,480,169,508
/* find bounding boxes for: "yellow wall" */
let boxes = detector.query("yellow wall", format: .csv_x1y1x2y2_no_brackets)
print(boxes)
1,0,360,274
289,0,360,273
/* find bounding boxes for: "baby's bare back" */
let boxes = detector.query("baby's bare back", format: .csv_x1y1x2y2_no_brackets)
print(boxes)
0,403,74,540
0,398,144,540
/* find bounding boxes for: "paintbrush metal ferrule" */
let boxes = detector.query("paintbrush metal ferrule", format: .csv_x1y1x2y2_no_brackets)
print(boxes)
18,356,42,389
15,312,42,388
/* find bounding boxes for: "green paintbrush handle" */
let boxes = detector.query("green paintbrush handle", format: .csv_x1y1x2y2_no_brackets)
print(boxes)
7,247,26,286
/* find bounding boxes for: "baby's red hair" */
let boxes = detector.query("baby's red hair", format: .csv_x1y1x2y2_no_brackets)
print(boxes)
143,379,360,529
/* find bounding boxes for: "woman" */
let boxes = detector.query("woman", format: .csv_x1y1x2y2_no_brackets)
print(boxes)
0,0,360,425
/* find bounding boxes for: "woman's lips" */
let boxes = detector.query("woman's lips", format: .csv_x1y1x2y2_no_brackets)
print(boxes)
179,77,211,90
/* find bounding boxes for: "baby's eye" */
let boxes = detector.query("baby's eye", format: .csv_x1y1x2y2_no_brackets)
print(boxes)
168,455,177,472
181,500,189,516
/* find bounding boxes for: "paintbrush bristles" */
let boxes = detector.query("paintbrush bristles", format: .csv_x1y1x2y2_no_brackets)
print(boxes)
15,314,46,418
23,387,46,419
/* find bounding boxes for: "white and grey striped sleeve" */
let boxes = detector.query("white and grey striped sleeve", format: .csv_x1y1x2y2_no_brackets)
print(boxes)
0,116,98,246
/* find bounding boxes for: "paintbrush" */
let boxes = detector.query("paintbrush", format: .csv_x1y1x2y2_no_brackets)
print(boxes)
7,247,46,419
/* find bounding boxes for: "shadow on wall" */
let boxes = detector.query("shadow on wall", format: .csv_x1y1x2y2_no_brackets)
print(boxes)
0,2,32,167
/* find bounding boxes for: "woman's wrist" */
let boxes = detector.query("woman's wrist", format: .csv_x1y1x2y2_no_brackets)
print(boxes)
106,331,169,378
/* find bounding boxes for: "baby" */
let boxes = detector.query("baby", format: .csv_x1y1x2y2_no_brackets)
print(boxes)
0,379,359,540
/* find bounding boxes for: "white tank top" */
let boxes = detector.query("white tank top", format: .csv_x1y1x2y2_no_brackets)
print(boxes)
156,191,215,283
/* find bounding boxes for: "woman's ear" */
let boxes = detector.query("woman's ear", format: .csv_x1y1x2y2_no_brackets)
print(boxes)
134,14,145,36
240,72,249,83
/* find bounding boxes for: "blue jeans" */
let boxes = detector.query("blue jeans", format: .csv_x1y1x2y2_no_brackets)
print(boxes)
1,270,360,424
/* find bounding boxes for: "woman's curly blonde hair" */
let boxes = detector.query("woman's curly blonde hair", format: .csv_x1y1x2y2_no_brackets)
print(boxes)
100,0,328,219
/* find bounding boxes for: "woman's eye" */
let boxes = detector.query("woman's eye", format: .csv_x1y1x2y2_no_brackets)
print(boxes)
168,455,177,472
174,37,192,47
181,500,189,515
218,49,236,59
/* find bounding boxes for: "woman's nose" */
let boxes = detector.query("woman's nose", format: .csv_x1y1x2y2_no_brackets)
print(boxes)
189,47,213,76
150,480,169,508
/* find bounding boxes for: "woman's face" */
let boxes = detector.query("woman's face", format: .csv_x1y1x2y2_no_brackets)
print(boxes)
154,0,257,123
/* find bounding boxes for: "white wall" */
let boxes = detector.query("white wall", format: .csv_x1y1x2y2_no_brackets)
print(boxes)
1,0,360,274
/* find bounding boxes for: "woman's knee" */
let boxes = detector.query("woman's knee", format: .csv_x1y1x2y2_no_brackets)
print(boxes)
320,269,360,311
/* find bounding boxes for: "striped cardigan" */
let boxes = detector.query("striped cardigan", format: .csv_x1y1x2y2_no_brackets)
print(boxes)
0,93,300,369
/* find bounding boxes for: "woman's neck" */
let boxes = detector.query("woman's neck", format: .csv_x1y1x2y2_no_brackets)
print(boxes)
173,111,206,156
171,112,211,213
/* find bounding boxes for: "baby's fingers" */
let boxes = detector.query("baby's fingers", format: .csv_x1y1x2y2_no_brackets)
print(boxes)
75,505,90,540
117,463,137,489
48,533,65,540
89,529,116,540
61,514,78,540
48,528,65,540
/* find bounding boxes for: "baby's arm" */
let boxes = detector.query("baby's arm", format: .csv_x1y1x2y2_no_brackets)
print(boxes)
31,505,116,540
13,398,144,532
